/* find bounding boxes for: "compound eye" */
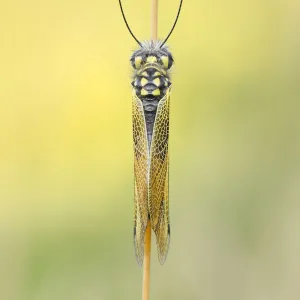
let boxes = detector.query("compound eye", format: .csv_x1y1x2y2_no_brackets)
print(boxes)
167,54,173,69
160,56,169,69
160,55,173,69
131,55,143,69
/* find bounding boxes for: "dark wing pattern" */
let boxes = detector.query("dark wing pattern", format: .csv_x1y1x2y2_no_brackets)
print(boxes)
149,90,170,264
132,91,149,265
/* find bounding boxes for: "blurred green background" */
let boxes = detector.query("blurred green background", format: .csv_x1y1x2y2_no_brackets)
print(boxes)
1,0,300,299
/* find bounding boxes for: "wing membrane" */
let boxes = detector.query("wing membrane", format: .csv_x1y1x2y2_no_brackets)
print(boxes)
132,91,149,265
149,90,170,264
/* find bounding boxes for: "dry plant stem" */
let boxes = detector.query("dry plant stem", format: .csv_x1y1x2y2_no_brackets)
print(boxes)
143,2,158,300
151,0,158,40
142,221,152,300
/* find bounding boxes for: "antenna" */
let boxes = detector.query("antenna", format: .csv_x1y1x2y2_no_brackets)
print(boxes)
160,0,183,47
118,0,142,46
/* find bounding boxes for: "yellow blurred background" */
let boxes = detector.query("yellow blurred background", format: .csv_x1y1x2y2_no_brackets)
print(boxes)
1,0,300,299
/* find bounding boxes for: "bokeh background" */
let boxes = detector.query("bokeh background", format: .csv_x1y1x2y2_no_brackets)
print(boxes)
1,0,300,299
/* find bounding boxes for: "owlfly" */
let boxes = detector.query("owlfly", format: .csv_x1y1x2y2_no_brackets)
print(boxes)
119,0,183,298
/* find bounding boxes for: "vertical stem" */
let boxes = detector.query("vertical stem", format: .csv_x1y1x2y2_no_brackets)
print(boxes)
151,0,158,40
143,2,158,300
142,221,151,300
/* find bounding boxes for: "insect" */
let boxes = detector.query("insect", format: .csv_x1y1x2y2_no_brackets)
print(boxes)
119,0,183,265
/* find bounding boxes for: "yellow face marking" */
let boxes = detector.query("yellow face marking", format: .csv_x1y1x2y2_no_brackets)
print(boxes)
135,56,142,68
141,71,148,77
146,56,157,63
152,89,160,96
141,78,148,86
141,89,148,96
161,69,166,75
161,56,169,69
154,71,161,77
153,78,160,86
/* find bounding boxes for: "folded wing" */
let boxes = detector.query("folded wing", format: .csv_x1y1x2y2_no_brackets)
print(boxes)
149,91,170,264
132,91,149,265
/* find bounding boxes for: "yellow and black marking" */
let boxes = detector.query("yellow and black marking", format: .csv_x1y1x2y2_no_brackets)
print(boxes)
131,46,172,104
153,77,160,87
141,77,148,86
146,56,157,63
